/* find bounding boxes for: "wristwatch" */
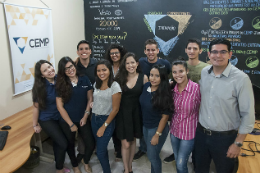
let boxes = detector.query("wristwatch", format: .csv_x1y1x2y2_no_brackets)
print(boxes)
156,131,162,136
104,122,109,127
234,141,243,147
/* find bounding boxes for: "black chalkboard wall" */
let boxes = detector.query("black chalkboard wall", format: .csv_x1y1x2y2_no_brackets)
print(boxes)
84,0,260,87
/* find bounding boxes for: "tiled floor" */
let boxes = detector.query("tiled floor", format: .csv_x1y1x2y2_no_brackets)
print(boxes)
14,133,216,173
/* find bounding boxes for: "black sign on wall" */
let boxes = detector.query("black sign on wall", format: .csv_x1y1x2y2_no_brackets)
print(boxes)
84,0,260,87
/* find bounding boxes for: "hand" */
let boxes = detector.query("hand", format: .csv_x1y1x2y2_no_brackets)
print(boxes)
33,126,42,133
150,134,159,145
226,143,241,158
70,124,78,132
90,102,94,108
97,125,106,137
80,117,87,126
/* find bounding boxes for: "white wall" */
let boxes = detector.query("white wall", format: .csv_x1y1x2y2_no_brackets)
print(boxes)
0,0,85,120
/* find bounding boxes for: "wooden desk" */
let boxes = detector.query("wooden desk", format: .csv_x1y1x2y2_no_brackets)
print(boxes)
0,107,34,173
237,120,260,173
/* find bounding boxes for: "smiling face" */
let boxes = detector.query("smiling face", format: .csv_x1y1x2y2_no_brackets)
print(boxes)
208,44,232,68
40,63,55,80
96,64,110,82
77,43,91,60
185,42,202,60
172,64,189,85
149,68,161,88
64,62,76,78
125,56,139,74
144,44,159,63
110,48,121,64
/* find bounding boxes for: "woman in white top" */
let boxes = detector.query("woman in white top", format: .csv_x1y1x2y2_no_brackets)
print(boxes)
91,59,122,173
105,44,127,160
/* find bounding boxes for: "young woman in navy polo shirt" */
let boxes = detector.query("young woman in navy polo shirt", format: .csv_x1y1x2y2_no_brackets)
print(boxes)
56,57,95,173
32,60,70,173
91,59,122,173
139,64,173,173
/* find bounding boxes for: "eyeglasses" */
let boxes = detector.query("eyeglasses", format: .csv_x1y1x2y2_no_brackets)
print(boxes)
210,50,229,55
110,52,120,56
65,65,75,72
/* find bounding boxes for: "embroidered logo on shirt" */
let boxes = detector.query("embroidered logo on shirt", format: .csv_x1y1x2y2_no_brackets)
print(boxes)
82,86,88,88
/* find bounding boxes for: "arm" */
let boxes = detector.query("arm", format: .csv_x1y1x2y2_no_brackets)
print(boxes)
80,89,93,126
143,75,148,84
227,76,255,158
96,92,122,137
32,103,42,133
151,114,169,145
227,134,247,158
56,97,78,132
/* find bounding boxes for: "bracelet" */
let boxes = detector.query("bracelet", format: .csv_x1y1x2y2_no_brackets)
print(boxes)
33,124,38,128
70,123,75,128
85,110,90,115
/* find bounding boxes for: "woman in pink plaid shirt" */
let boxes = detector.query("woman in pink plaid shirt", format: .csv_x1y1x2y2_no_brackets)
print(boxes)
170,58,201,173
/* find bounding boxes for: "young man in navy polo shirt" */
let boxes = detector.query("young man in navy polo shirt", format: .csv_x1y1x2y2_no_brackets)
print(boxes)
75,40,97,84
134,39,172,161
74,40,98,163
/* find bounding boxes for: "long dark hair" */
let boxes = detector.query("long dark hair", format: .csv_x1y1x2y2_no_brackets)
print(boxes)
94,59,114,89
151,64,173,112
56,56,79,103
170,57,188,89
105,44,127,65
32,60,53,110
115,52,141,91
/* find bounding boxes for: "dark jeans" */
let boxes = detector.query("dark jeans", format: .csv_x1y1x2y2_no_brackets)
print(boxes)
112,129,122,155
59,120,95,167
139,136,147,153
194,127,237,173
143,124,169,173
39,120,68,170
91,114,115,173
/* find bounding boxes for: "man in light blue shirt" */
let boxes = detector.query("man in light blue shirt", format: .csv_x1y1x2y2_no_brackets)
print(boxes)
194,39,255,173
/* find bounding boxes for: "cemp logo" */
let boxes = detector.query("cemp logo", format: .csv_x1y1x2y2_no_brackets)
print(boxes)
13,37,28,54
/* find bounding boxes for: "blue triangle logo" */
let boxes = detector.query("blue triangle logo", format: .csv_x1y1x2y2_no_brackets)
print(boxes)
144,15,166,34
13,37,20,45
18,47,25,54
154,35,179,56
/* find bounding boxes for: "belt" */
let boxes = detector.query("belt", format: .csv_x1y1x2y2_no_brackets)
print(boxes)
197,123,237,136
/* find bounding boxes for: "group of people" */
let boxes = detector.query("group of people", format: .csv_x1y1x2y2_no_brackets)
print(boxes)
32,38,255,173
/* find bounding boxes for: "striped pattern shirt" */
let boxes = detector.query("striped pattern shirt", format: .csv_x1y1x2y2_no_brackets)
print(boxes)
170,80,201,140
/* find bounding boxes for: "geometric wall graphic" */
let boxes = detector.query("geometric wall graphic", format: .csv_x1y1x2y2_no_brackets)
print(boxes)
144,14,192,56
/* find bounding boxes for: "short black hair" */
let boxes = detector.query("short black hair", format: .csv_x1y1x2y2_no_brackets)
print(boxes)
77,40,90,50
144,39,158,50
186,38,201,49
209,39,231,52
105,44,127,65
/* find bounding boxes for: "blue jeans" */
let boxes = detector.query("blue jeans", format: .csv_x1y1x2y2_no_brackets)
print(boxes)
170,134,194,173
139,136,147,152
143,124,169,173
91,114,115,173
194,127,237,173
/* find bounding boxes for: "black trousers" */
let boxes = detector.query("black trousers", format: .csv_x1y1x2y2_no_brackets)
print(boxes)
59,120,95,167
39,120,68,170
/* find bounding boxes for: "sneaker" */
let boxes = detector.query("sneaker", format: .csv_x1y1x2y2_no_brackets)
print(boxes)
133,150,146,161
76,153,84,164
163,153,175,163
